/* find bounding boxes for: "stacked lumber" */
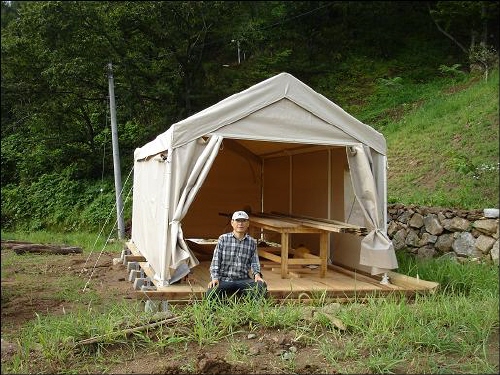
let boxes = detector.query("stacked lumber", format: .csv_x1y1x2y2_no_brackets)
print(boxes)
253,212,368,236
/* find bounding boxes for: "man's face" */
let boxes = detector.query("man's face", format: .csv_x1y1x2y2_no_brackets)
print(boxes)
231,218,249,234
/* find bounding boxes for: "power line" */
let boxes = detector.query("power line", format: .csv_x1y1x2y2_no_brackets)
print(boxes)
112,2,337,68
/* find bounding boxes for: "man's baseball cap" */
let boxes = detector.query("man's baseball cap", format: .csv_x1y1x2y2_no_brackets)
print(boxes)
232,211,249,220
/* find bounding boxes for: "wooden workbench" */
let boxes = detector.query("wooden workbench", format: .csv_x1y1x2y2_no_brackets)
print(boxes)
249,215,329,278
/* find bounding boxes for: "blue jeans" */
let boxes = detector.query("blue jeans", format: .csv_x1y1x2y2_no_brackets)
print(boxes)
206,279,267,301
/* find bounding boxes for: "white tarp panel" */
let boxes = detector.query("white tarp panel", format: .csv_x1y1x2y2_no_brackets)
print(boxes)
131,143,173,275
346,144,398,274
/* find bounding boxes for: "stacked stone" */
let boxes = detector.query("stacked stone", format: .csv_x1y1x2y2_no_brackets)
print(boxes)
387,204,499,264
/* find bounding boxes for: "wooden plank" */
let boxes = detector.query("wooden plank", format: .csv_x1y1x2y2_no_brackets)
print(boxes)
138,262,158,286
288,258,321,265
281,232,289,278
276,268,322,278
307,271,376,290
319,232,328,277
259,246,281,253
328,262,439,293
259,247,320,261
293,252,321,259
188,263,212,287
386,271,439,292
271,211,366,230
261,263,278,269
124,254,146,262
137,289,205,300
328,264,400,290
126,241,141,256
250,215,299,229
258,249,282,263
263,211,368,235
249,215,325,234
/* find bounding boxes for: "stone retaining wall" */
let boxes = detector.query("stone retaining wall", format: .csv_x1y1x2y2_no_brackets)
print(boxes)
387,204,499,264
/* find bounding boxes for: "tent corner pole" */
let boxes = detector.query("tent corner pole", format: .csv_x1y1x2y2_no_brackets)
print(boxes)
160,146,173,285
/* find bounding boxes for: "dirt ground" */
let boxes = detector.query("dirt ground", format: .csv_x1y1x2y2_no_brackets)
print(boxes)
2,242,498,374
1,243,339,374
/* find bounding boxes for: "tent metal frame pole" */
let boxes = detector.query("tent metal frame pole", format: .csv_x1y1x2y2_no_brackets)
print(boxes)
327,149,332,262
382,155,388,232
159,146,173,286
288,155,293,213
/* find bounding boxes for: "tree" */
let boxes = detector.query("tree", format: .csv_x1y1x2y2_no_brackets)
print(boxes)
428,0,499,75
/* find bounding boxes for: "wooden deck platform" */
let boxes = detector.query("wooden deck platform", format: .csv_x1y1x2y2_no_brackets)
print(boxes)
129,260,439,303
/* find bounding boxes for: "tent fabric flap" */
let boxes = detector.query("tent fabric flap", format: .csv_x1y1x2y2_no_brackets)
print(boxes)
159,135,223,285
346,144,398,275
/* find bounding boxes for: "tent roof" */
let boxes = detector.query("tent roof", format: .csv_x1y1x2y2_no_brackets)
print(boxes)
135,72,386,160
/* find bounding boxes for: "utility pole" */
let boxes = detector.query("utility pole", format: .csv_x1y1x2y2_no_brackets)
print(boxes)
107,62,125,240
237,40,241,64
232,39,241,64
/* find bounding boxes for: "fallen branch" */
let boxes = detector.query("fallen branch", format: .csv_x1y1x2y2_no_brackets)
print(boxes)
1,240,36,249
74,315,180,347
12,244,83,255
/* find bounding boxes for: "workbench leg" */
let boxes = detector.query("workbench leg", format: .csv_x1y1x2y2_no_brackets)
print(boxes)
319,232,328,277
281,233,289,278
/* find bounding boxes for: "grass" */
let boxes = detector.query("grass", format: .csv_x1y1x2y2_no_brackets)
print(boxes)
1,237,498,374
0,229,124,254
355,69,499,209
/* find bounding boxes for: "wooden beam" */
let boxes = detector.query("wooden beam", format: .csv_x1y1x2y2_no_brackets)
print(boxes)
258,249,282,263
281,232,289,278
288,258,321,265
124,254,146,263
263,211,368,235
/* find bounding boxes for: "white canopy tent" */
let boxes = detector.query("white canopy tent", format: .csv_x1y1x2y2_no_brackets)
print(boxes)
131,72,397,286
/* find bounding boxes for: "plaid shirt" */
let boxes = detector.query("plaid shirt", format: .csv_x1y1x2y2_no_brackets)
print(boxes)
210,232,260,281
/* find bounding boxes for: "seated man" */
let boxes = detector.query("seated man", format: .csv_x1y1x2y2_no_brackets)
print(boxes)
206,210,267,300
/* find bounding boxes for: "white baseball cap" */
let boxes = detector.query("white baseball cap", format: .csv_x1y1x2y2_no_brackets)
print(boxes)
232,210,249,220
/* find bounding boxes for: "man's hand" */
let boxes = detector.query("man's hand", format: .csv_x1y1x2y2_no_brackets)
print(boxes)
254,273,264,283
208,279,219,288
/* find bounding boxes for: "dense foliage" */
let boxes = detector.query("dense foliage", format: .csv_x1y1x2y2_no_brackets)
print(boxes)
1,1,499,233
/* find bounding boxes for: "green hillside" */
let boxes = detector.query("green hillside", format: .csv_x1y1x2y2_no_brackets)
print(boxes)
360,70,499,210
1,1,498,233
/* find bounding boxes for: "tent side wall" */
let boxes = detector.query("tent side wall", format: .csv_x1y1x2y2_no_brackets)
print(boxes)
131,154,169,275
